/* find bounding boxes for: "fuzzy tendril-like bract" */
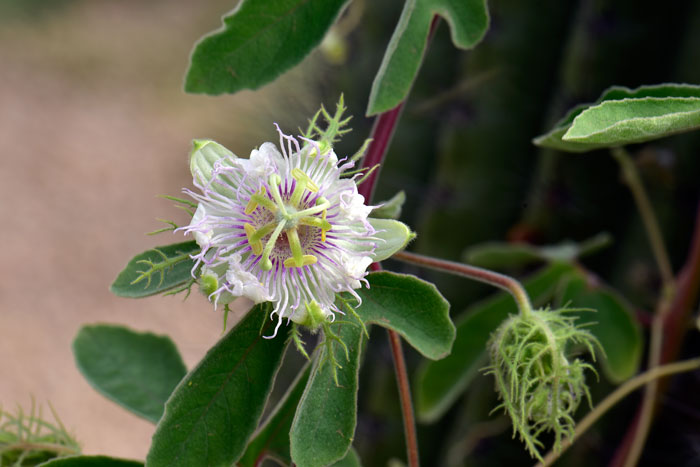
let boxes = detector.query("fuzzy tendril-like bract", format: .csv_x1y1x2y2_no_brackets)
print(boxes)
485,308,601,461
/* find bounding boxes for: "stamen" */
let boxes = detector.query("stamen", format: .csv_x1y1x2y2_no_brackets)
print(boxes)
259,221,286,271
289,168,319,207
243,223,263,255
292,168,319,192
321,209,330,242
284,255,318,268
299,213,332,242
244,187,276,214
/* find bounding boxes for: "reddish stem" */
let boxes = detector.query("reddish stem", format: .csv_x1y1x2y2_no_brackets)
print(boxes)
611,200,700,466
355,16,442,467
361,105,419,467
357,103,404,202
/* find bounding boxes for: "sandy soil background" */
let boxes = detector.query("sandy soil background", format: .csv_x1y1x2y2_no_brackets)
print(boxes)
0,0,323,459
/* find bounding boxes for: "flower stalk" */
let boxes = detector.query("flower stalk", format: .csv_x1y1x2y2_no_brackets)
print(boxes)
393,250,534,317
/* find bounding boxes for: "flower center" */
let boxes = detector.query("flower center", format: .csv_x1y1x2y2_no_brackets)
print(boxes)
243,170,332,271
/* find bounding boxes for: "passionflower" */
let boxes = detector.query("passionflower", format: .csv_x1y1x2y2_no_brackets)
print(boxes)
181,116,411,337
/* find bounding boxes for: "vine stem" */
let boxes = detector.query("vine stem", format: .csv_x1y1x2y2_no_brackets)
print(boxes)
393,250,534,316
611,147,674,291
354,15,441,467
535,357,700,467
611,200,700,466
608,147,677,466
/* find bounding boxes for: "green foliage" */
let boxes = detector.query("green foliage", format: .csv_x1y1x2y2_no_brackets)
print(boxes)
415,262,575,422
486,308,599,461
557,273,642,383
352,271,454,360
239,365,311,467
37,456,142,467
185,0,349,95
146,304,289,467
367,0,490,115
72,325,187,423
290,321,364,467
330,448,362,467
110,241,198,298
303,95,352,152
463,233,612,270
0,402,80,467
370,190,406,220
534,83,700,152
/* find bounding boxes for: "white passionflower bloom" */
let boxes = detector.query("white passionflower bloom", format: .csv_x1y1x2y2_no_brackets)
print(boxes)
181,126,404,337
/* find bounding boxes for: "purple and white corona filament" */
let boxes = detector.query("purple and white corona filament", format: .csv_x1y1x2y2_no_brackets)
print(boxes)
182,126,379,336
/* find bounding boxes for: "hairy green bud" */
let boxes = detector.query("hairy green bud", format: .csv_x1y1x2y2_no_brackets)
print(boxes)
486,307,600,461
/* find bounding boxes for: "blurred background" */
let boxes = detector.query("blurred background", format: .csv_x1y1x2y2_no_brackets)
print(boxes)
2,0,700,465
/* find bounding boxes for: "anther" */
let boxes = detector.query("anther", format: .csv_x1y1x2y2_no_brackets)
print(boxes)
284,255,318,268
290,168,319,207
244,223,263,255
245,187,276,214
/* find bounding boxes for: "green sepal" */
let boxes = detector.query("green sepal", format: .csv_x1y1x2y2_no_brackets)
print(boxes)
368,218,414,262
189,139,237,189
370,190,406,219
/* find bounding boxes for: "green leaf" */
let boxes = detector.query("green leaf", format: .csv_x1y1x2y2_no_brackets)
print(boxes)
353,272,453,360
463,242,545,269
110,241,198,298
367,0,489,115
415,262,575,422
463,233,613,269
290,321,364,467
38,456,142,467
146,304,289,467
534,83,700,152
331,447,362,467
73,325,187,423
185,0,348,95
370,190,406,220
557,273,642,384
239,365,311,467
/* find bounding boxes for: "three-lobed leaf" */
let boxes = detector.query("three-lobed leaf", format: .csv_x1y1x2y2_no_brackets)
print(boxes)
367,0,489,115
290,321,364,467
146,304,289,467
557,272,642,383
354,271,454,360
73,325,187,423
534,83,700,152
185,0,348,95
110,241,198,298
37,456,143,467
415,262,575,422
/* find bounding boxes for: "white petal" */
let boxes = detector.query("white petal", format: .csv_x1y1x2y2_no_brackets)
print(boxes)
190,204,212,249
225,254,272,303
248,142,283,177
339,190,373,222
